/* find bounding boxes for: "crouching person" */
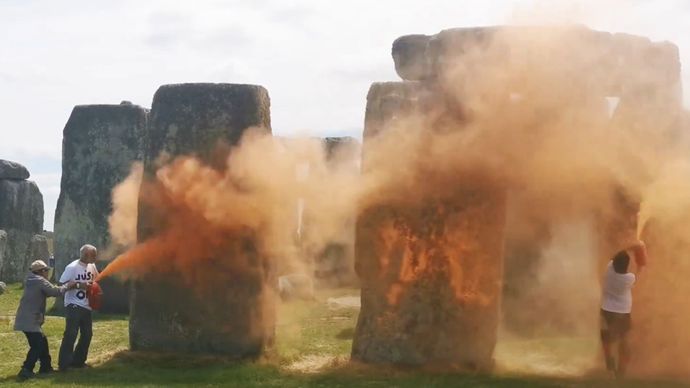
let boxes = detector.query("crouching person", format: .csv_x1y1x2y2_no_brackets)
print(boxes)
14,260,76,380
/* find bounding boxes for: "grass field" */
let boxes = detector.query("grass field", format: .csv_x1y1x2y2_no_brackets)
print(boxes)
1,283,688,387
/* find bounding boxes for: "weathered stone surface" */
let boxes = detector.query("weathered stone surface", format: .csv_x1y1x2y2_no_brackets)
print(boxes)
307,137,360,286
55,104,147,271
363,82,432,140
278,273,314,301
0,180,43,233
352,190,507,369
0,230,6,283
0,231,34,282
131,83,275,356
53,103,148,313
352,82,507,369
27,234,50,263
392,35,433,82
392,26,682,104
96,267,130,314
0,179,44,282
0,159,30,180
141,83,271,170
631,216,690,378
323,136,360,160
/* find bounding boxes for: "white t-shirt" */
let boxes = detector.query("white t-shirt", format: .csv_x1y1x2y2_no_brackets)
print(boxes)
60,260,99,310
601,261,635,314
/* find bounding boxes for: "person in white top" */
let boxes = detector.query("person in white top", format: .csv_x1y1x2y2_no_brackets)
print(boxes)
57,244,99,371
600,241,646,378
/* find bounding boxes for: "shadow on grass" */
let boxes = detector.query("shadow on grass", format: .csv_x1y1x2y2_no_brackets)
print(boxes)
7,350,688,388
335,328,354,340
46,307,127,322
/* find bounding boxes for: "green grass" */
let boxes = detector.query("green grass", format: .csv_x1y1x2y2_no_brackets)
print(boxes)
0,284,688,387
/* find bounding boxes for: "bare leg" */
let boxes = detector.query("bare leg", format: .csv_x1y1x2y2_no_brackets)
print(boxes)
600,330,616,372
617,335,630,378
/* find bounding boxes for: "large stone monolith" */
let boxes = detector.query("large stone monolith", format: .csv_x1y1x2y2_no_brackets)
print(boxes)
301,137,360,287
392,26,681,104
351,82,507,369
391,26,683,341
0,230,6,281
129,83,275,356
54,102,147,313
629,216,690,378
0,164,44,282
0,159,30,180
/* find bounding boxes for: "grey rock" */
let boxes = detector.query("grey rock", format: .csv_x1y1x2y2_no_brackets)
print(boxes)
361,82,439,171
131,83,274,357
392,34,432,82
0,159,30,180
392,26,682,104
0,180,44,282
351,190,507,370
27,234,50,263
0,180,43,233
313,243,353,287
306,137,360,287
278,274,314,301
95,270,129,314
351,81,507,369
0,230,34,283
363,82,434,140
142,83,271,170
0,281,6,294
53,103,147,313
630,213,688,376
323,136,361,168
0,230,6,284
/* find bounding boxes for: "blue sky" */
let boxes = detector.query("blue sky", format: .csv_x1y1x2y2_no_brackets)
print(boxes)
1,0,689,230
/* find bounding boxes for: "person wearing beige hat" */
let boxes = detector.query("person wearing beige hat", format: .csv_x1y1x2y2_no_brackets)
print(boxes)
14,259,77,380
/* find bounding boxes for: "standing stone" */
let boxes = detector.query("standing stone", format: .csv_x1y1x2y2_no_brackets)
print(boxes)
392,35,432,82
27,234,50,263
130,83,275,356
0,159,30,180
391,27,681,103
630,216,690,378
351,82,507,369
301,137,360,287
54,103,147,313
0,230,6,282
0,176,44,282
322,136,360,286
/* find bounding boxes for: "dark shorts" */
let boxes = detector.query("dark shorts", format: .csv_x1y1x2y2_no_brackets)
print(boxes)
600,309,631,340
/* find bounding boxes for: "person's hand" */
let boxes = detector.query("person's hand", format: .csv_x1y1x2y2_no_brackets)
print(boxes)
85,282,93,291
66,281,77,290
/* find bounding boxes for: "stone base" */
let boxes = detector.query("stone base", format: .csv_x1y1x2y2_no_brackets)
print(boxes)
351,186,506,368
129,254,275,357
629,217,690,378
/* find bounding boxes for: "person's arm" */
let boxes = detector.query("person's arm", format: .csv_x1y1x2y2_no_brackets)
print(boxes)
59,266,88,289
41,277,76,297
627,241,647,270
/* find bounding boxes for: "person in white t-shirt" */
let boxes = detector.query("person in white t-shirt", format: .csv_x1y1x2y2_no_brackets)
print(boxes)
57,244,99,371
600,241,645,378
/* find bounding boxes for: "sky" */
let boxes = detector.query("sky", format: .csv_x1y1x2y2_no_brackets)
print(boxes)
1,0,689,231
